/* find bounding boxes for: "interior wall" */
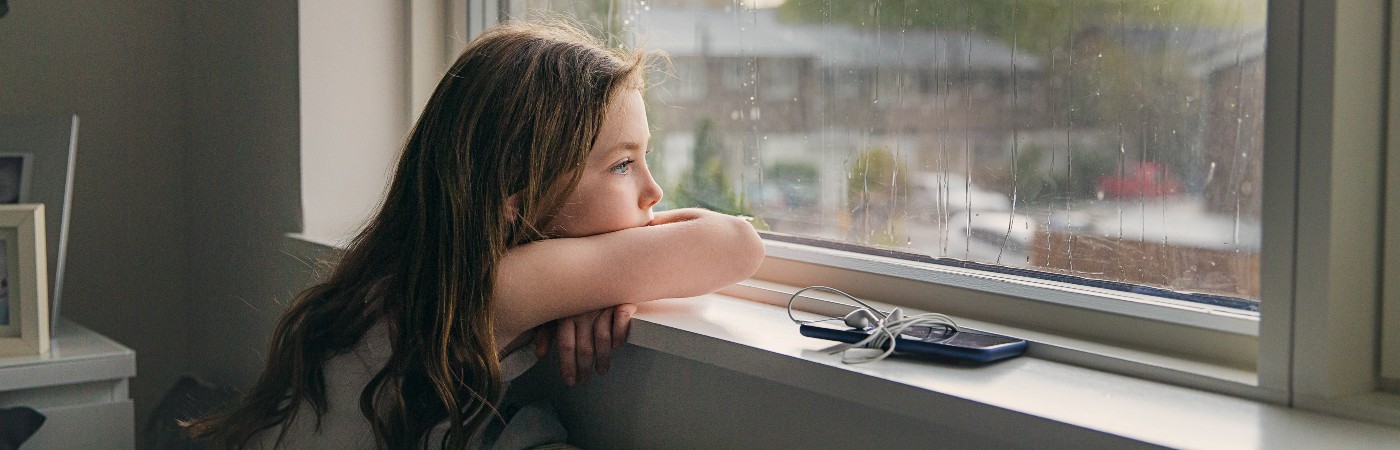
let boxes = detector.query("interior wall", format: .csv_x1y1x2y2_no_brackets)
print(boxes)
180,0,303,394
0,0,192,428
180,0,411,394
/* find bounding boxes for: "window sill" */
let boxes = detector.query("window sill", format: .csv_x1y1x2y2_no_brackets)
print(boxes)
625,291,1400,449
279,234,1400,442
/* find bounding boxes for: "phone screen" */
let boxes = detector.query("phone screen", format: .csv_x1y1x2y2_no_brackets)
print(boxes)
939,330,1024,349
900,326,1021,349
897,325,956,341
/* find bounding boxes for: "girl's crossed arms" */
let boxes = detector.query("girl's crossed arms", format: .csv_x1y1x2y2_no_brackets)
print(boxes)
498,87,763,384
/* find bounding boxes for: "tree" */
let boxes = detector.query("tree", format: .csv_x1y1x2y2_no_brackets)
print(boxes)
766,160,820,210
668,118,748,216
847,146,909,245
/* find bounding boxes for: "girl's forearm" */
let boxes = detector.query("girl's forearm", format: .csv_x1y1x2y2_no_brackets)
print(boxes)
494,209,763,340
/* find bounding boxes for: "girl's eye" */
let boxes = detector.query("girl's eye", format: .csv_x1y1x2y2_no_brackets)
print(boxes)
610,159,634,175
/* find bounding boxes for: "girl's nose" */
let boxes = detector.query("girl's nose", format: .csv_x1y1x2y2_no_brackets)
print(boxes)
640,174,663,209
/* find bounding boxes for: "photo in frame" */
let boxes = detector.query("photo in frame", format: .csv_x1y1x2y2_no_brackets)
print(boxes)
0,154,32,205
0,203,49,356
0,115,76,331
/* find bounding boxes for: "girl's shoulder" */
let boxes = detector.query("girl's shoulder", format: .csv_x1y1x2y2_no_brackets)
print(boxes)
249,319,542,449
247,321,393,449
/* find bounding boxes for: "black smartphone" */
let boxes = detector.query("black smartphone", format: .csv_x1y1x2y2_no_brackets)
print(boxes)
799,323,1027,364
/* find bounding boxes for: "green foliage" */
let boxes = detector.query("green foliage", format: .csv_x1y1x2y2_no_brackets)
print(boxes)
691,119,723,172
847,146,909,245
669,158,744,214
666,118,749,216
847,146,909,201
976,142,1119,206
766,160,820,209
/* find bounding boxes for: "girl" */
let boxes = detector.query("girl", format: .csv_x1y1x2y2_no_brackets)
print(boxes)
188,20,765,449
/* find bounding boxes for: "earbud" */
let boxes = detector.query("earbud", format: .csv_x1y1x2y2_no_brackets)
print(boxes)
844,307,903,330
886,308,903,324
843,308,880,330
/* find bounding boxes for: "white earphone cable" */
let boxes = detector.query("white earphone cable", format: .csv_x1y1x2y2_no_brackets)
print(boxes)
787,286,961,364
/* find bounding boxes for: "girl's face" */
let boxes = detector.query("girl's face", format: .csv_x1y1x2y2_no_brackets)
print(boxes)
549,89,663,237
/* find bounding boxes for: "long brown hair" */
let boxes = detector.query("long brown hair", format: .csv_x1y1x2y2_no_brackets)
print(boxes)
188,20,649,449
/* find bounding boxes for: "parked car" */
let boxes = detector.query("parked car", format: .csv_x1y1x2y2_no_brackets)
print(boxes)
914,172,1012,214
1096,162,1183,199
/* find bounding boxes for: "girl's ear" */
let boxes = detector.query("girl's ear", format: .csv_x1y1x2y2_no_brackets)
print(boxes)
504,193,522,223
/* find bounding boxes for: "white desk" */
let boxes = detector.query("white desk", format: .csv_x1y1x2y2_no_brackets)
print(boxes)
0,320,136,449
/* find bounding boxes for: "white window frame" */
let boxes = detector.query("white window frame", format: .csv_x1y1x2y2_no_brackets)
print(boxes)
460,0,1400,425
1283,0,1398,424
409,0,478,123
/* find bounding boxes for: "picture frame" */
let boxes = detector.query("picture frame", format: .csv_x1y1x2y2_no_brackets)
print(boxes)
0,115,77,331
0,204,48,356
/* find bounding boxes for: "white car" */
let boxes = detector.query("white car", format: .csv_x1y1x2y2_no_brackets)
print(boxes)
913,172,1012,214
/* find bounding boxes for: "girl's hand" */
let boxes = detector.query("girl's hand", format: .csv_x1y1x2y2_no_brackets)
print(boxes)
533,303,637,386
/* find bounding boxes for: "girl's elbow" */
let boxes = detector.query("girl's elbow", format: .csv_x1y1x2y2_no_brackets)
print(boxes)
729,216,765,279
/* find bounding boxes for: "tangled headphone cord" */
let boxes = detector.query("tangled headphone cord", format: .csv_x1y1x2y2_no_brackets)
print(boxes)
787,286,961,364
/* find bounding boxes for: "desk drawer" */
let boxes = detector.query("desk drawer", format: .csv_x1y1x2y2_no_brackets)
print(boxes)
24,400,134,449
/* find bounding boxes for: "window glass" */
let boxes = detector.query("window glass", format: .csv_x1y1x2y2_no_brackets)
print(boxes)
526,0,1268,304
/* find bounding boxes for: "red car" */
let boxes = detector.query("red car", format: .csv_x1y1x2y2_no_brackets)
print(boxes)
1096,162,1183,199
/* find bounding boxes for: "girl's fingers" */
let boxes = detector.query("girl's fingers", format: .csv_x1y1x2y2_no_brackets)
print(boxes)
573,314,594,384
553,305,633,385
593,308,613,375
533,326,551,358
612,303,637,349
557,319,577,386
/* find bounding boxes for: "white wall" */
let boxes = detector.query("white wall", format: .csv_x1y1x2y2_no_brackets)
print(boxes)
0,0,193,430
298,0,410,244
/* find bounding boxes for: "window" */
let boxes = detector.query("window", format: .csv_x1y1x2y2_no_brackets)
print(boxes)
669,57,707,100
463,0,1398,425
522,1,1267,321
